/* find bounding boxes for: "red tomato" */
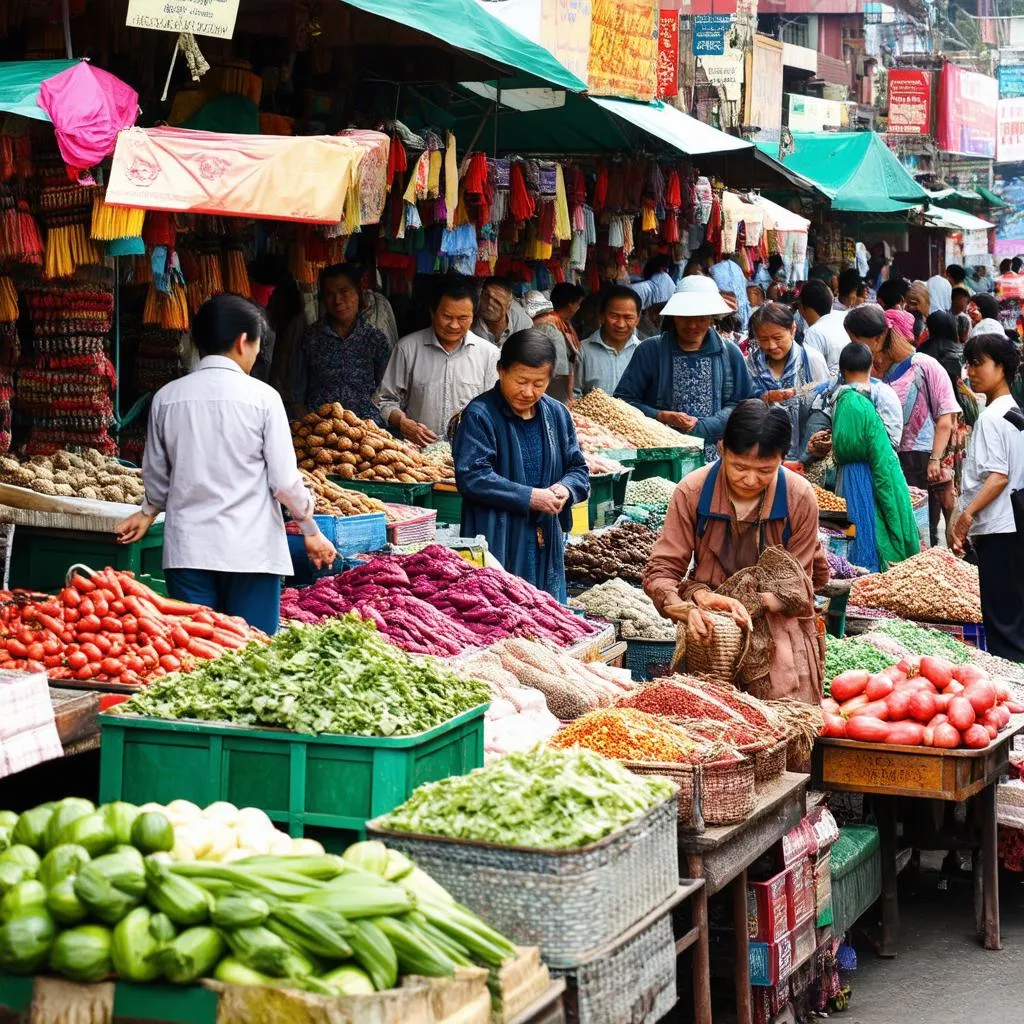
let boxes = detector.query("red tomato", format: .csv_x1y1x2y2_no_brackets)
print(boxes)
865,675,895,702
953,664,988,686
26,642,44,661
850,700,890,721
963,724,991,749
839,694,871,716
947,697,976,732
993,705,1012,728
830,670,871,704
885,722,925,746
821,698,842,716
846,716,891,744
907,690,937,724
919,656,954,690
885,690,913,722
933,723,961,749
821,713,847,738
965,681,997,715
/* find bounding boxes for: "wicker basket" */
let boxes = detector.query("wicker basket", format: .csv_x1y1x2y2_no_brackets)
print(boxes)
684,612,749,683
550,889,683,1024
700,755,757,826
624,638,677,681
742,736,789,788
622,759,702,832
367,795,680,968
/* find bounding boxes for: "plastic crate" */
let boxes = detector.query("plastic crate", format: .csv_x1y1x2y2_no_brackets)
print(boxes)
749,932,794,988
829,825,881,938
431,484,463,526
98,705,486,845
596,447,637,465
748,869,792,942
286,511,386,562
624,638,677,681
907,618,987,651
630,451,683,483
587,473,616,529
8,522,164,594
327,476,435,507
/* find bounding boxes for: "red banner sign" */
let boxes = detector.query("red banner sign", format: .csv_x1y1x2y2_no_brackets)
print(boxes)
937,62,998,157
887,69,931,135
657,9,679,99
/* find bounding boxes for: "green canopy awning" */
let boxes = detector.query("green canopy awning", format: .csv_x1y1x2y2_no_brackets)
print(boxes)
976,184,1009,209
0,60,77,122
339,0,587,92
756,132,928,213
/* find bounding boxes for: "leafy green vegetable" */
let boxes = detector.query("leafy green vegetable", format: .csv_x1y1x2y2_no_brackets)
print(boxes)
116,618,490,737
379,747,677,850
824,635,897,686
871,619,971,664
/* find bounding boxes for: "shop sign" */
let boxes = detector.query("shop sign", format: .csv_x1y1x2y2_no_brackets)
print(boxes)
744,35,784,149
993,163,1024,258
692,14,731,56
657,8,679,98
997,97,1024,163
539,0,593,86
787,94,843,133
125,0,240,38
936,62,998,158
588,0,658,101
998,64,1024,99
699,52,743,102
886,69,931,136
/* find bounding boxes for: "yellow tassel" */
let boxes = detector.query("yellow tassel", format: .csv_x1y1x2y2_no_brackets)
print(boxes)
0,277,17,322
91,197,146,241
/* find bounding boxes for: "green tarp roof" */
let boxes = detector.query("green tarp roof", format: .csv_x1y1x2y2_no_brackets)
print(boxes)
340,0,587,93
0,60,77,122
756,132,928,213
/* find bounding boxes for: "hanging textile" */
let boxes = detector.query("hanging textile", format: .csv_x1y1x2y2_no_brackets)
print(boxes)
509,162,536,222
444,132,458,230
553,165,572,242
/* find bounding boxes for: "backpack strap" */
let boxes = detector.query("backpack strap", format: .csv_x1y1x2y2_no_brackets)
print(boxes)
762,467,792,548
1004,407,1024,432
695,462,722,539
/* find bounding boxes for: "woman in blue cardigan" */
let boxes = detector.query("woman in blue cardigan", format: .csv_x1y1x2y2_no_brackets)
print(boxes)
614,275,753,461
454,330,590,601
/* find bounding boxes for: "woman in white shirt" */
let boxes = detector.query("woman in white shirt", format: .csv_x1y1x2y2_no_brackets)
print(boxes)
952,332,1024,661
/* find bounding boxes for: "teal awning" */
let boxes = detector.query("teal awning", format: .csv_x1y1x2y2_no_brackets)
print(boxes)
0,60,77,122
756,132,928,213
339,0,587,92
591,97,751,156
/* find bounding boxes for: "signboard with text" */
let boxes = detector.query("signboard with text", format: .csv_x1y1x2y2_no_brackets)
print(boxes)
745,35,784,149
588,0,658,100
998,97,1024,163
692,14,731,56
657,9,679,98
999,64,1024,99
936,62,998,158
126,0,240,38
886,69,931,135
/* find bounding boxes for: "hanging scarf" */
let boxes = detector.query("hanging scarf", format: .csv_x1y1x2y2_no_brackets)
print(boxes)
509,162,535,222
747,341,809,395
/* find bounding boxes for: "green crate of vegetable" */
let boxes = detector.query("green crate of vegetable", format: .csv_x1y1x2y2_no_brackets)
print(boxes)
596,447,637,466
430,485,463,527
98,706,486,843
327,477,434,508
587,472,618,529
8,523,165,595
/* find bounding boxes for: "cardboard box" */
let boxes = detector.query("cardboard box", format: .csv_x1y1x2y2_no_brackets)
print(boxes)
780,819,817,868
749,869,792,942
791,915,817,971
786,859,815,928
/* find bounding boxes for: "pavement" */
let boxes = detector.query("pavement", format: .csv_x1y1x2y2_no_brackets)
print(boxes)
845,864,1024,1024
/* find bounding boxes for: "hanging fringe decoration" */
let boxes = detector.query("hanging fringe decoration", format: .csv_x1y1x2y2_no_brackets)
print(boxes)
90,196,146,241
224,249,251,298
0,277,17,322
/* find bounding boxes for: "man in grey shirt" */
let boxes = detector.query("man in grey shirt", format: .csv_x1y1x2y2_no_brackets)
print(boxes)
473,277,533,347
116,295,336,635
375,277,499,445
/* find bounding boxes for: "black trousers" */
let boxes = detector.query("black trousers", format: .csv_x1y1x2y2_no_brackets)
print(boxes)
973,531,1024,663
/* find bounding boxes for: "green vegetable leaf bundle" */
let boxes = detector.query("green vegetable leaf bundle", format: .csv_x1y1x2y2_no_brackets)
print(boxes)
115,617,490,737
871,618,971,665
378,746,677,849
824,635,897,687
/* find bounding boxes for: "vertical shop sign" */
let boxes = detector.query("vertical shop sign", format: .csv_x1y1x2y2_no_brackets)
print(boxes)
540,0,593,85
125,0,240,38
936,63,998,158
588,0,659,100
657,8,679,98
886,69,931,135
692,14,731,56
744,35,784,151
997,98,1024,163
998,64,1024,99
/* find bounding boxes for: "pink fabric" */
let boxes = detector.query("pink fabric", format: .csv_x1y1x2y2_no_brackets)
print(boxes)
884,307,916,341
37,62,138,177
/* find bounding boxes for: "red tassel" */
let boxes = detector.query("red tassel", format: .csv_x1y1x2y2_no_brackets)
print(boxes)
509,163,535,222
592,166,608,213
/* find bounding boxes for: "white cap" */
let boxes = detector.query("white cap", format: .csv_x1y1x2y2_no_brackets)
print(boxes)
663,275,733,318
970,317,1006,338
523,290,554,319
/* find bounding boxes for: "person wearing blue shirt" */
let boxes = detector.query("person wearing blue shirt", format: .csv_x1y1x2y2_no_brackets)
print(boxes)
613,276,754,462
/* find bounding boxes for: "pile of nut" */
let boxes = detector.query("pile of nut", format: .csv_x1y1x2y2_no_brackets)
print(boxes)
0,451,144,504
571,412,632,453
574,390,705,451
564,522,657,585
292,403,448,484
812,485,847,513
301,470,389,518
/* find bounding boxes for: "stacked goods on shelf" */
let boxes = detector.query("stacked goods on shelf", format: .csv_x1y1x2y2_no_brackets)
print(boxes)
570,412,632,453
0,799,523,998
820,655,1022,747
38,183,102,281
291,403,448,484
0,450,143,503
19,282,117,455
116,615,489,736
850,548,982,623
280,545,599,656
574,390,704,451
300,470,388,517
564,522,657,585
569,579,675,640
0,277,18,454
0,569,263,686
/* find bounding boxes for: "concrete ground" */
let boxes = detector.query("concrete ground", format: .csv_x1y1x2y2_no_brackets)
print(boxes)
846,864,1024,1023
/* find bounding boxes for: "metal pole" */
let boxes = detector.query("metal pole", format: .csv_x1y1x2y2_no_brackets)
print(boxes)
62,0,73,59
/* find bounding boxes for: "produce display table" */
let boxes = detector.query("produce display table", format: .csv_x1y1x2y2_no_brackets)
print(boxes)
811,718,1024,954
507,979,567,1024
51,687,100,755
678,771,809,1024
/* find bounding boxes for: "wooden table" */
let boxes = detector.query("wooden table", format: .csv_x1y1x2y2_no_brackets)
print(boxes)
507,980,567,1024
812,719,1024,955
51,688,100,754
678,772,809,1024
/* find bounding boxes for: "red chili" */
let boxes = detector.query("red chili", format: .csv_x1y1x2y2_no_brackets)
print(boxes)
71,574,96,593
152,637,173,657
109,600,126,616
159,654,181,672
137,618,163,637
6,639,27,657
78,597,95,617
77,615,102,634
35,612,65,636
100,616,123,634
62,587,81,608
170,625,190,648
92,596,110,618
26,642,45,661
103,570,126,600
67,651,88,670
211,629,246,649
187,638,222,659
181,620,215,639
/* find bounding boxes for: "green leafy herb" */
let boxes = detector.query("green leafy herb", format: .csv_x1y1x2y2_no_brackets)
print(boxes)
824,635,897,688
871,619,971,664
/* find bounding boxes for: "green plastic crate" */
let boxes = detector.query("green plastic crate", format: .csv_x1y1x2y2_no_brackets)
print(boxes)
327,477,435,507
630,447,703,484
431,485,463,526
98,705,486,843
588,472,616,529
8,522,165,594
596,447,638,466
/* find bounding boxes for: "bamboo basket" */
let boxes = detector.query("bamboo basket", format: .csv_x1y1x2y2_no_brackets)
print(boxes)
684,612,749,682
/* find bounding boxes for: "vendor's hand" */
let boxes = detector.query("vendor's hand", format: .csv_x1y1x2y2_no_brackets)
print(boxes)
399,416,437,447
661,595,692,624
808,430,832,458
304,531,338,570
115,510,156,545
927,457,943,484
550,483,571,504
763,389,797,404
693,589,752,630
951,510,972,555
530,488,565,515
657,410,698,433
758,592,785,614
